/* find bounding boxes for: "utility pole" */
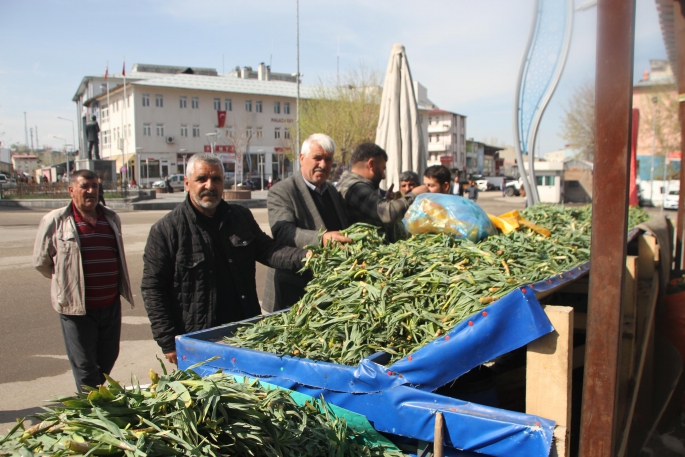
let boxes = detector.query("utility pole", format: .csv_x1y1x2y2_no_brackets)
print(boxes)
30,128,34,151
295,0,300,174
35,126,39,149
23,112,28,150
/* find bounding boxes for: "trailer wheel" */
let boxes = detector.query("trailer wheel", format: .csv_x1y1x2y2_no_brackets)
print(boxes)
505,186,516,197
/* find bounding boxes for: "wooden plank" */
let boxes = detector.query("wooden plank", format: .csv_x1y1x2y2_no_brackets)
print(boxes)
527,305,573,457
615,272,659,457
550,426,569,457
637,234,658,280
639,333,683,451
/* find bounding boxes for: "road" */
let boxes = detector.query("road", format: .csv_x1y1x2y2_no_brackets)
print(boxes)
0,191,524,433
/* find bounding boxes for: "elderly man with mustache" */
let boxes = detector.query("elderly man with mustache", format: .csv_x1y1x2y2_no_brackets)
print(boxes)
262,134,352,313
141,153,308,365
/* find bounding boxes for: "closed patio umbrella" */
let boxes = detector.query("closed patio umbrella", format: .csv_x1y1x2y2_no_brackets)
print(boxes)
376,44,426,191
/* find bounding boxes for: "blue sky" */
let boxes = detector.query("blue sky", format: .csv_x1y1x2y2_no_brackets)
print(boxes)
0,0,667,154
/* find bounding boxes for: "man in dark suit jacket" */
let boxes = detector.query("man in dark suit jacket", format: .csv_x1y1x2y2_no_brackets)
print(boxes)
262,134,351,313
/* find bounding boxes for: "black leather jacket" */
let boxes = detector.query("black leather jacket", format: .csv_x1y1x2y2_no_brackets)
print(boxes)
141,196,306,353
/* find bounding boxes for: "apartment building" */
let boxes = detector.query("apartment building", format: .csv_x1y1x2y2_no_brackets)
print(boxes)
11,154,40,176
76,63,317,185
426,109,466,171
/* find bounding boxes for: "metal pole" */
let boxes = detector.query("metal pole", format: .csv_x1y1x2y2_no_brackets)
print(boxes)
649,97,657,207
295,0,300,174
673,0,685,269
578,0,635,455
24,112,28,150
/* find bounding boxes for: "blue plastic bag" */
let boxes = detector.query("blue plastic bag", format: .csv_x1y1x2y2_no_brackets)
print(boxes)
403,193,497,242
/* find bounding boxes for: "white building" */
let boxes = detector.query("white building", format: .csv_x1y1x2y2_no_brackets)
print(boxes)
11,154,40,177
426,109,466,170
73,62,436,186
523,161,564,203
75,63,320,186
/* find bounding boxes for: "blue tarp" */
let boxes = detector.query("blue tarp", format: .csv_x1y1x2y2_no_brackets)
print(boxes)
177,281,567,456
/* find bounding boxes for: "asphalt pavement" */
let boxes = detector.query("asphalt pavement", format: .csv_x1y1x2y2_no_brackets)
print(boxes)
0,190,524,433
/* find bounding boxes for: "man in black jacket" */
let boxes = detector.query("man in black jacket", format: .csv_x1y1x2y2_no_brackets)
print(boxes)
141,153,308,365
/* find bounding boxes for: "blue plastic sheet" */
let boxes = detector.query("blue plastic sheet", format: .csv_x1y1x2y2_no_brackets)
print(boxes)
403,194,497,242
177,285,556,456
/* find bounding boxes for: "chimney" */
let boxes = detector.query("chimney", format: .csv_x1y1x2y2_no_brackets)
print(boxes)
241,67,248,79
643,69,649,81
258,62,268,81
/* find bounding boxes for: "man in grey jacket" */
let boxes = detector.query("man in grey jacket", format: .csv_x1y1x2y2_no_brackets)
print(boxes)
33,169,134,392
262,134,351,313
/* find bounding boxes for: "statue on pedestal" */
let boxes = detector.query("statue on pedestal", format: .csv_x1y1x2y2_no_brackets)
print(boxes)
86,115,101,160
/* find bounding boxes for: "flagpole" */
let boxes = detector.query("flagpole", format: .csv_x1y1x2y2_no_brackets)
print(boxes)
122,58,128,185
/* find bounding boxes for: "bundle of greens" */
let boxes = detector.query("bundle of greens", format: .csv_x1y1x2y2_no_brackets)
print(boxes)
0,366,401,457
224,204,649,366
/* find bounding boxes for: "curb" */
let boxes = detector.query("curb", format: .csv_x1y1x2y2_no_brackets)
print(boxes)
0,198,267,211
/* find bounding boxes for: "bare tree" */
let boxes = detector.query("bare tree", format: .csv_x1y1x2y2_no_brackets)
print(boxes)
224,116,253,189
560,82,595,162
639,89,681,179
300,65,382,172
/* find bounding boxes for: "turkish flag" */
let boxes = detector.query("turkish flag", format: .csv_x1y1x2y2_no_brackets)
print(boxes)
217,110,227,128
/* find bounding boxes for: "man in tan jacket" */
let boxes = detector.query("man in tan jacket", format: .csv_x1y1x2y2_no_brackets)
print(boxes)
33,169,134,392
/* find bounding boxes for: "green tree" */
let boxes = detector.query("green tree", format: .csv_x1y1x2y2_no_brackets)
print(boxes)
560,82,595,161
299,66,382,170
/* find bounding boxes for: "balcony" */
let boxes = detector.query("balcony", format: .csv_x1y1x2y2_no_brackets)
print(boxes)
428,143,449,152
428,124,451,133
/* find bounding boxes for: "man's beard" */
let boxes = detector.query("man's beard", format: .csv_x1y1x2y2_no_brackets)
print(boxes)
191,189,221,210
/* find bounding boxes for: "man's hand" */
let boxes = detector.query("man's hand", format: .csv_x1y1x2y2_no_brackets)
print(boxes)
322,231,353,246
164,351,178,365
384,183,396,200
410,185,429,195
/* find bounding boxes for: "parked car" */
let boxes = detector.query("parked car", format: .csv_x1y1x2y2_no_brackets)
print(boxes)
241,177,269,190
664,189,679,210
152,174,185,191
505,177,524,196
475,180,492,192
0,174,7,186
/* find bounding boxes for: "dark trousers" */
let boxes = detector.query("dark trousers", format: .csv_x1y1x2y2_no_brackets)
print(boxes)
273,269,310,311
59,298,121,392
87,141,101,160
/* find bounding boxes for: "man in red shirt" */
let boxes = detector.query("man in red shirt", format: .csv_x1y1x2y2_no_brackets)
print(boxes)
33,170,134,392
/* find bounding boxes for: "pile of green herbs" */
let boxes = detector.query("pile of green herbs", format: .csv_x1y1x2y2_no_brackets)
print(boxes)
0,365,400,457
225,204,650,366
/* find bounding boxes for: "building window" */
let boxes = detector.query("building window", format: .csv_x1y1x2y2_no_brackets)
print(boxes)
274,127,281,139
156,124,164,137
246,127,253,138
142,94,150,107
191,96,199,109
225,126,233,137
245,100,252,112
214,98,221,110
283,102,290,114
155,94,163,107
274,101,280,114
545,176,555,186
256,127,263,139
101,105,109,122
102,130,109,146
180,96,187,108
284,128,291,139
255,100,262,113
225,99,232,111
100,83,107,93
143,123,151,136
180,125,188,137
192,125,200,137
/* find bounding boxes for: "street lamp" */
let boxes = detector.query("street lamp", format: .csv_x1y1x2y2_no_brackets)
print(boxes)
206,133,217,154
57,117,76,161
53,136,70,180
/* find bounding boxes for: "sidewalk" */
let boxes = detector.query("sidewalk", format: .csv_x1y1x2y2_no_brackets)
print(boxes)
0,190,269,211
